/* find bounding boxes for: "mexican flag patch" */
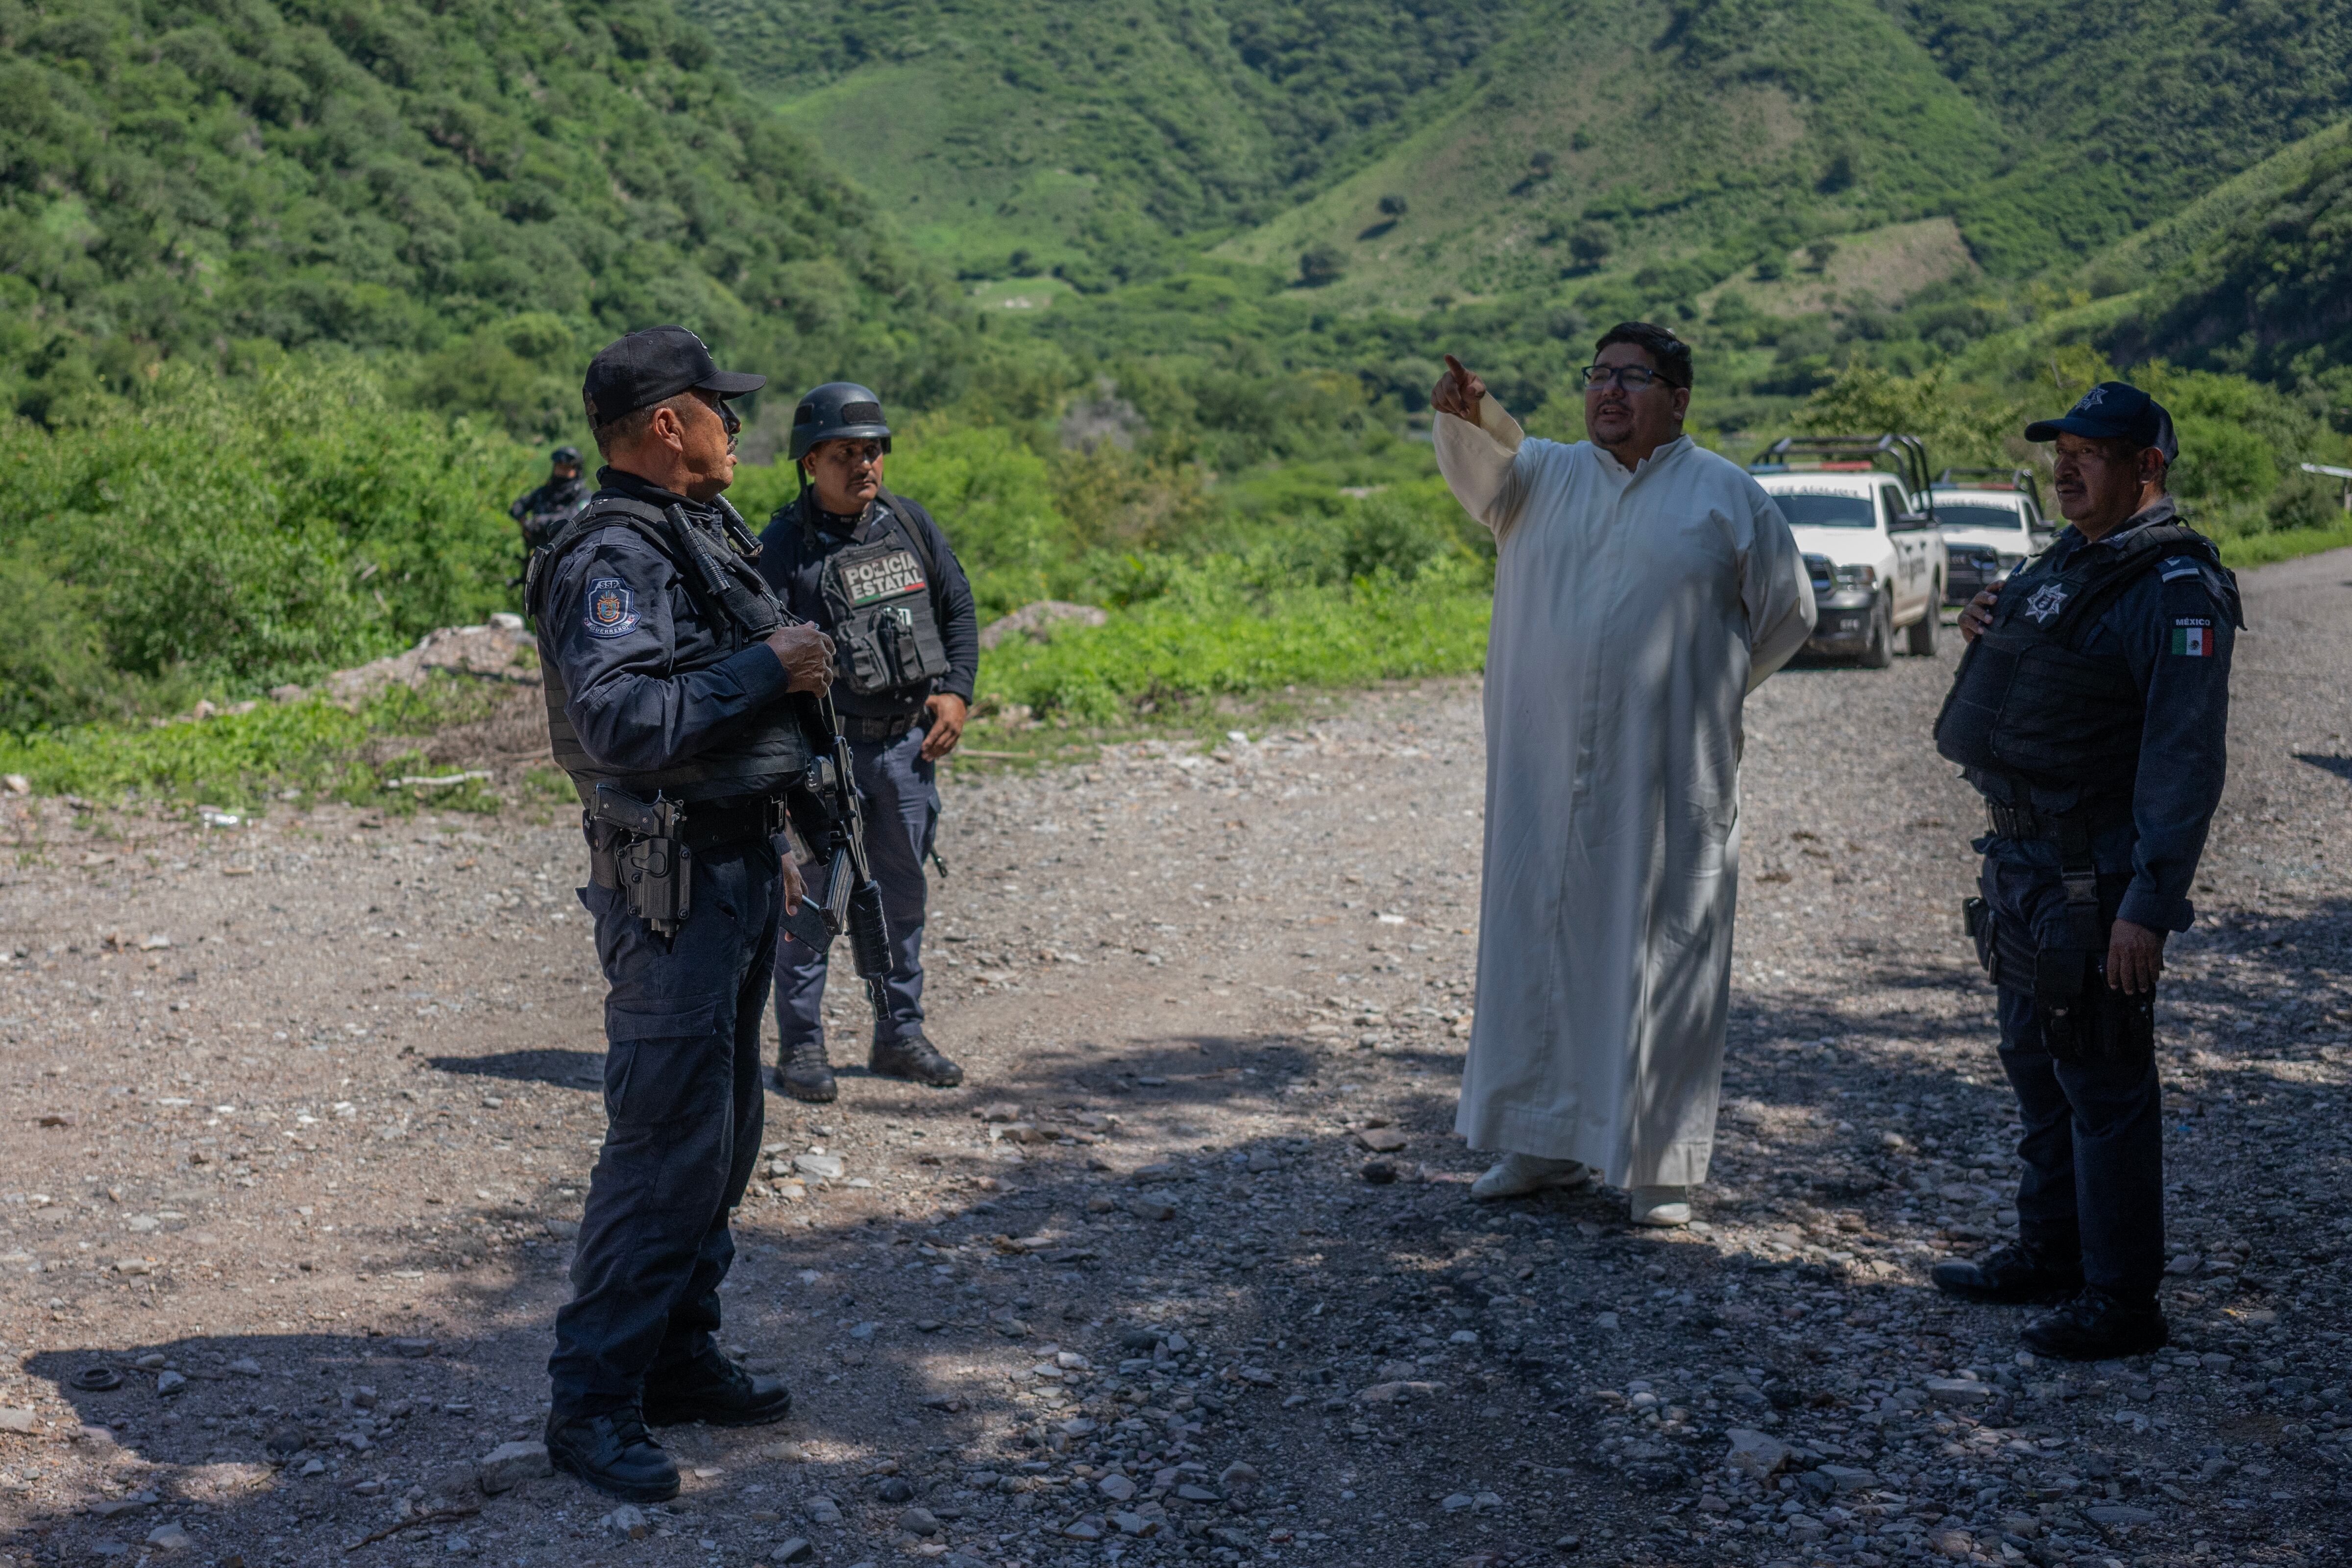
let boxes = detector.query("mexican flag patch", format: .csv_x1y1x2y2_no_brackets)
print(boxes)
2170,620,2214,657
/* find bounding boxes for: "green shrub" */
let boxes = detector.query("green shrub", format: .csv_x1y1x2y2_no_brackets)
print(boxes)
0,360,529,717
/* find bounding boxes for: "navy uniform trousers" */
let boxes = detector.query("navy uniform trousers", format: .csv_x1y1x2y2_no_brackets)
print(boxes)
1981,857,2165,1301
548,833,780,1416
773,720,938,1052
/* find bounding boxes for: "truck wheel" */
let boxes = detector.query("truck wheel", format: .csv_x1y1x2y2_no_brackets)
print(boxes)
1860,593,1894,668
1904,592,1939,656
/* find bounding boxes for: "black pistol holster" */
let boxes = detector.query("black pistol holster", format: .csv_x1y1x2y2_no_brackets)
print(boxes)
589,785,693,938
1969,796,2155,1064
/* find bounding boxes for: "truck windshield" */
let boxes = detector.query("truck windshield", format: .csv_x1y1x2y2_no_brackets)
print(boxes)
1935,502,2030,535
1770,493,1875,527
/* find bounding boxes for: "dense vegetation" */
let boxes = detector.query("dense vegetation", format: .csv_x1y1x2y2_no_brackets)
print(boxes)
0,0,972,433
2,0,2350,806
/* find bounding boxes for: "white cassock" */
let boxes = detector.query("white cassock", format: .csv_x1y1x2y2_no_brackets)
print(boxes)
1436,396,1814,1189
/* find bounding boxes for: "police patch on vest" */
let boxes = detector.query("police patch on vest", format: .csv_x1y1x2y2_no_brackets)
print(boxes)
2021,582,2070,624
585,577,639,638
837,548,927,607
2170,619,2215,657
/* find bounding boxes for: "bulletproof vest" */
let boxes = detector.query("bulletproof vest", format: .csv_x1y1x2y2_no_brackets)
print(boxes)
1934,522,2214,795
526,495,813,806
817,502,952,698
517,481,588,551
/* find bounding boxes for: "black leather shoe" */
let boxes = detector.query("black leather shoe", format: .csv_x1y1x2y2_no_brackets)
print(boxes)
871,1032,963,1087
774,1039,836,1103
642,1354,793,1428
545,1408,680,1502
1932,1242,2083,1305
2021,1287,2169,1361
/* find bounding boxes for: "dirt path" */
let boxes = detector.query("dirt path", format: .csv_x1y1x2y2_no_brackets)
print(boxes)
1,552,2349,1568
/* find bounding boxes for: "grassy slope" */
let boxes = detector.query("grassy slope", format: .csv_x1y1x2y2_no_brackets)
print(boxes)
694,0,1527,284
1214,0,2004,310
0,0,970,425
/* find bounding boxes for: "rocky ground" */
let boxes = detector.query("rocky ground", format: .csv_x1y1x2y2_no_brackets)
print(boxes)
0,550,2347,1568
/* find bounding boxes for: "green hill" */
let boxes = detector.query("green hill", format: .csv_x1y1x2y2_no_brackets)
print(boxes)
695,0,2352,314
0,0,972,432
2108,123,2352,390
690,0,1528,285
1210,0,2004,313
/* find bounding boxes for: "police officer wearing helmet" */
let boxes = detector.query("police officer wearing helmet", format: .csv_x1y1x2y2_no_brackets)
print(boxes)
526,327,836,1500
756,381,979,1101
1931,382,2240,1360
512,444,590,552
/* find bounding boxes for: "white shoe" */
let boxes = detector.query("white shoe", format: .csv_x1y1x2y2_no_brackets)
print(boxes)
1470,1154,1591,1202
1630,1185,1691,1227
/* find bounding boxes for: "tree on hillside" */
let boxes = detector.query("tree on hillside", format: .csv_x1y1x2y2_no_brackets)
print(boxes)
1300,245,1348,287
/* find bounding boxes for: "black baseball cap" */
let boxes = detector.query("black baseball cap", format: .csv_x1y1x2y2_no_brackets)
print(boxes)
582,326,764,427
2024,381,2179,462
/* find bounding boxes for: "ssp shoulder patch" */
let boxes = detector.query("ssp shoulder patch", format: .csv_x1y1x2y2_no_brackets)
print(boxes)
584,577,640,639
2169,617,2215,657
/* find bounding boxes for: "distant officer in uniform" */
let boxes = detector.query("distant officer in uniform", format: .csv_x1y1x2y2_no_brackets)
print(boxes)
526,327,835,1500
1931,382,2240,1360
756,382,979,1101
512,444,590,552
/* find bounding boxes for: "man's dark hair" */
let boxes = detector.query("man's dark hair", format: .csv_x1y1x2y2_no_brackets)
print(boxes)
1593,321,1693,388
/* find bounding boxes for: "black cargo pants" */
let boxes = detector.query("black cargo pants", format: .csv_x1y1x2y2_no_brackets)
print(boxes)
1981,858,2165,1302
548,833,780,1417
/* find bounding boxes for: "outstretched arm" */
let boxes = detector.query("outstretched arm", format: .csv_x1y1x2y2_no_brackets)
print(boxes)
1431,354,1530,535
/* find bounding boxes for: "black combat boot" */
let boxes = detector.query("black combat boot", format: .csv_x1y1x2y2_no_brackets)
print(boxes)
2021,1287,2168,1361
1932,1241,2084,1305
545,1407,680,1502
642,1352,793,1428
774,1037,836,1102
871,1032,963,1087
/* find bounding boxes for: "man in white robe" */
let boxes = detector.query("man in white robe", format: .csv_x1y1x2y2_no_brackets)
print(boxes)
1432,322,1813,1225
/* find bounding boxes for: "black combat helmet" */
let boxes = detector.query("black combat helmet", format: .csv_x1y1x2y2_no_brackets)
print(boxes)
551,445,582,466
789,382,892,462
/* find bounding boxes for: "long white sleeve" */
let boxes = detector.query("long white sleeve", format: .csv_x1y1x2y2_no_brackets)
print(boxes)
1741,490,1816,692
1434,397,1529,537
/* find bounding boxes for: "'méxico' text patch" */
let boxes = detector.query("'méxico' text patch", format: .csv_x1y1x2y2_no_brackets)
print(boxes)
2169,618,2214,657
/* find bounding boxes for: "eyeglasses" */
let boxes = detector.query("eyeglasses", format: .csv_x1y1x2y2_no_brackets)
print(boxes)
1579,364,1678,391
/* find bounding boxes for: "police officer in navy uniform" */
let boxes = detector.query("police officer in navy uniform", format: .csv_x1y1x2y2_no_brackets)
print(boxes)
756,382,980,1101
512,444,590,552
1931,382,2239,1360
526,327,836,1500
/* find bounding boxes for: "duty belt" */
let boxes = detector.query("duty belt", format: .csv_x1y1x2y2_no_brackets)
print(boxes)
837,711,920,744
1984,792,2129,950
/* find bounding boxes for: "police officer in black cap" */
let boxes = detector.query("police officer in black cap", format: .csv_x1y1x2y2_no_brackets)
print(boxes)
1931,381,2240,1360
755,382,979,1101
526,326,836,1499
512,445,590,553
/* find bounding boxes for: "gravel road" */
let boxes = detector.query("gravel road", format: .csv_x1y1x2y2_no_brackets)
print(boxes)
0,549,2348,1568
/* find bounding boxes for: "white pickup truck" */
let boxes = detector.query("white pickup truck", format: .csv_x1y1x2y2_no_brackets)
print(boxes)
1928,467,2057,605
1749,435,1947,668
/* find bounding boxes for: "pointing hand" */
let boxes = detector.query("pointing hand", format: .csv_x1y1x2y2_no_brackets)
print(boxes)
1431,354,1487,424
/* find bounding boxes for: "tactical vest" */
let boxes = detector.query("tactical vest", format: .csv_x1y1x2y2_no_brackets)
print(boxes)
1934,522,2216,795
516,482,588,551
525,495,813,806
816,502,952,698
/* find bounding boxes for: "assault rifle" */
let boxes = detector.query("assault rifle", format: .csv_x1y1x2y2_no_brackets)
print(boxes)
782,691,894,1014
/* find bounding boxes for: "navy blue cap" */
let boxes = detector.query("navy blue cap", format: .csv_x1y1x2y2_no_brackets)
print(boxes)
2024,381,2178,462
582,326,763,427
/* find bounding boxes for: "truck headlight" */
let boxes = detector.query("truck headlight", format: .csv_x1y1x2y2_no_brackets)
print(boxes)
1834,564,1877,588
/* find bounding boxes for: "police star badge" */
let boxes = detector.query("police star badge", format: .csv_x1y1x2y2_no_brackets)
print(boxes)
584,577,639,639
2021,582,2070,624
